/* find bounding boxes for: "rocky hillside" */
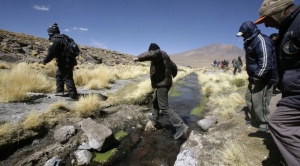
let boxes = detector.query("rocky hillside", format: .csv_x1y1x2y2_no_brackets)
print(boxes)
171,44,244,68
0,29,134,66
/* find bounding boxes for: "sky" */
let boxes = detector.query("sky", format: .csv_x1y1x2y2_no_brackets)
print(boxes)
1,0,300,56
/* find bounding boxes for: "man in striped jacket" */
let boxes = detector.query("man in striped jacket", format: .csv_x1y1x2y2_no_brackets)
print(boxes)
236,21,277,132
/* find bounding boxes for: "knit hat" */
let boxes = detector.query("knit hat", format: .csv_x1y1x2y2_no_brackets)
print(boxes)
47,22,60,36
255,0,293,24
148,43,160,51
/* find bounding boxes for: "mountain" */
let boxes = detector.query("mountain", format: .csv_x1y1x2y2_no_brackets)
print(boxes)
170,43,244,68
0,29,134,66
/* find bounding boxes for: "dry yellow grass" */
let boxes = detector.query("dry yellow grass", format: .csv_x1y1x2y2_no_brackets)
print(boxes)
0,61,13,69
49,101,70,111
221,140,250,166
0,122,18,139
21,110,44,130
74,94,101,117
0,62,54,102
210,92,245,119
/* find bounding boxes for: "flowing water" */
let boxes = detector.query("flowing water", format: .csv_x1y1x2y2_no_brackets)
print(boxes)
112,73,203,166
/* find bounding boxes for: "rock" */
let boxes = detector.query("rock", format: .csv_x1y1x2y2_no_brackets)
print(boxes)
77,118,114,151
197,116,218,131
44,156,62,166
74,150,92,165
54,125,76,144
78,142,91,150
174,150,199,166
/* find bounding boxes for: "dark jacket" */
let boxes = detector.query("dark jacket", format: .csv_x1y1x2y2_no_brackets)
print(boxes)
137,49,177,88
276,5,300,109
43,33,76,67
242,22,276,84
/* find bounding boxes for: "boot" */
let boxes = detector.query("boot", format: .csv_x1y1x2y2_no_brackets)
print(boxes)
174,124,188,140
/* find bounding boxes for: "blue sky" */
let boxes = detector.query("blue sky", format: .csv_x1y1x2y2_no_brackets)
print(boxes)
1,0,300,55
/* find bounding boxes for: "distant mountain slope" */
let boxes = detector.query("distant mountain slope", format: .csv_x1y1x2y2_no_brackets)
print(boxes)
0,29,134,66
171,43,244,68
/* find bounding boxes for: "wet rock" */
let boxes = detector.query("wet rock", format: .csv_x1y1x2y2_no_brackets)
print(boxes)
54,125,76,144
78,142,91,150
74,150,92,166
174,150,199,166
77,118,114,151
197,116,218,131
44,156,63,166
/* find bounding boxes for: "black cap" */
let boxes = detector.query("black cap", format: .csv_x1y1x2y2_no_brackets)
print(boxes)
148,43,160,51
47,22,60,36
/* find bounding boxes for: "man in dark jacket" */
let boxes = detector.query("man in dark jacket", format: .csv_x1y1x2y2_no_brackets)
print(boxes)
233,56,243,75
255,0,300,164
42,23,78,100
236,21,277,132
133,43,188,140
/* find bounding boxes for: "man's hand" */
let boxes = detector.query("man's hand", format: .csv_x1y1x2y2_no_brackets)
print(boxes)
133,57,139,62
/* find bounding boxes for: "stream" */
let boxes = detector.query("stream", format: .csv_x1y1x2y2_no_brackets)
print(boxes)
113,73,203,166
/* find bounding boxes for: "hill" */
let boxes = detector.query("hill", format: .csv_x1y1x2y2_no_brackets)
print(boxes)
0,29,134,66
171,43,244,68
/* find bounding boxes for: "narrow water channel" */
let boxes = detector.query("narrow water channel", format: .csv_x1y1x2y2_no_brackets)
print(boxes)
113,73,203,166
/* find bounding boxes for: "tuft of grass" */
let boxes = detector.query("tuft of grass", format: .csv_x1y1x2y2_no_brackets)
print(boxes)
0,122,18,139
74,94,101,117
0,62,54,102
210,93,245,119
221,140,249,166
0,61,12,69
49,101,70,111
21,110,44,130
230,78,246,88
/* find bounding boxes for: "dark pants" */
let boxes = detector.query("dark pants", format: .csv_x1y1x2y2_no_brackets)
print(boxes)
56,66,77,98
151,87,184,129
233,67,241,75
245,82,272,129
269,106,300,166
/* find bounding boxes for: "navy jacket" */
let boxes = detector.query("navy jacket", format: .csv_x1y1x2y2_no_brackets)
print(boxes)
241,22,277,84
276,5,300,109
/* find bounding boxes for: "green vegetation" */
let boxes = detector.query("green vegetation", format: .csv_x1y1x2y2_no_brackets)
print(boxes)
115,130,128,141
191,96,208,117
169,87,180,97
93,148,117,164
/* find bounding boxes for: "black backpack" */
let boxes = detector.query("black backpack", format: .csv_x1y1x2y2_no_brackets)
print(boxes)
60,34,80,58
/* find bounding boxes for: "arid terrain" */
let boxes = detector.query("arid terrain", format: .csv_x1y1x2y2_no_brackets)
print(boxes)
0,29,285,166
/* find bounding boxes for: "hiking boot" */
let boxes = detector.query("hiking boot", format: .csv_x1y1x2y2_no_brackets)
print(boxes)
174,124,189,140
147,114,163,129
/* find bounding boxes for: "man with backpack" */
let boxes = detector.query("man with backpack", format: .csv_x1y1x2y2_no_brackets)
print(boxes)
41,22,79,100
133,43,188,140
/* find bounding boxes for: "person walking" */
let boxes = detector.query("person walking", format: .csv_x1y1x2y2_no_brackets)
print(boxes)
41,23,78,100
255,0,300,165
133,43,188,140
233,56,243,75
236,21,276,132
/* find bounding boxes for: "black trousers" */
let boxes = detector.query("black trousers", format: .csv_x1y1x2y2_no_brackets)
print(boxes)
151,87,184,129
56,66,77,98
